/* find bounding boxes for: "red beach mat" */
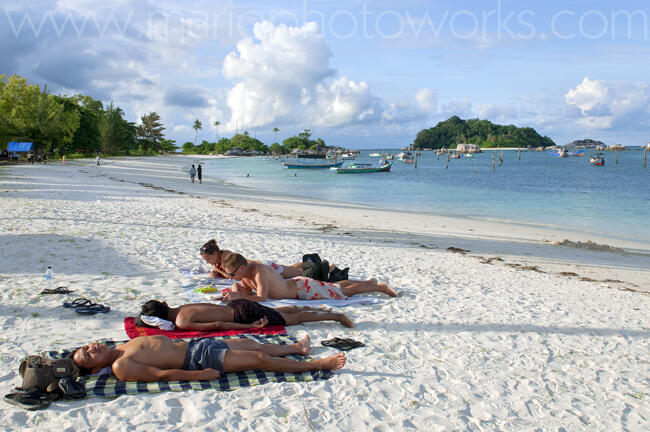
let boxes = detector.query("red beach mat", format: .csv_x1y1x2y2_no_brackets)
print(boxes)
124,317,286,339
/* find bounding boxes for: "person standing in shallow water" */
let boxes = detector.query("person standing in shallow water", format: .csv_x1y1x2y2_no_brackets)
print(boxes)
189,164,196,183
197,164,202,184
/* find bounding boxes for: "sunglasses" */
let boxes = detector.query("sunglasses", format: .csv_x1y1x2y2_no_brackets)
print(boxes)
225,269,237,277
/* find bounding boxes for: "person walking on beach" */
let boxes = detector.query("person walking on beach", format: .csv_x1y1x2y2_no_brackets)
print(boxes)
72,334,345,382
189,164,196,183
221,252,397,302
197,164,202,184
96,155,100,166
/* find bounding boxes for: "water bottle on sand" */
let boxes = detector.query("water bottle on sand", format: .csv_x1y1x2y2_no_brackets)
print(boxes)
45,266,54,291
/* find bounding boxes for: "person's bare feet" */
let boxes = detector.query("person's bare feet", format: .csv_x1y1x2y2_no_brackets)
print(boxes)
295,335,311,356
319,353,347,370
378,282,397,297
337,314,354,328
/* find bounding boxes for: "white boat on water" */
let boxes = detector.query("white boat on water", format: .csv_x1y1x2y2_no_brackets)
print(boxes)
340,153,356,160
369,153,381,157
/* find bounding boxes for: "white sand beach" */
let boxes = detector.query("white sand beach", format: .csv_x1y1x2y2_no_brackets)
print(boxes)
0,156,648,431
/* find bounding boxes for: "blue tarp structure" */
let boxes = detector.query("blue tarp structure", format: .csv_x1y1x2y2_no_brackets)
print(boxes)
7,142,34,152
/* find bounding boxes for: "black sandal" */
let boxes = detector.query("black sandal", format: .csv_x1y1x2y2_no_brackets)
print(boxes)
3,391,52,410
321,337,365,351
41,286,72,295
75,304,110,315
62,298,91,308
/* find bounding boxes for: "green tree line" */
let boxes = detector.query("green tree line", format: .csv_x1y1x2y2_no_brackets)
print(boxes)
181,128,327,155
413,116,555,149
0,74,177,156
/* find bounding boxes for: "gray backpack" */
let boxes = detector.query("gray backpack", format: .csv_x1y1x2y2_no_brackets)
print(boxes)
19,355,84,397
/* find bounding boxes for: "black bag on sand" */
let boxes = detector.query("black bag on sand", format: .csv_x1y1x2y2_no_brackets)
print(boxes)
4,355,87,410
302,260,330,282
328,267,349,283
302,253,330,282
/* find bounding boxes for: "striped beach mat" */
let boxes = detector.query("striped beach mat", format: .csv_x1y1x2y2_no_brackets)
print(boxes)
42,334,332,398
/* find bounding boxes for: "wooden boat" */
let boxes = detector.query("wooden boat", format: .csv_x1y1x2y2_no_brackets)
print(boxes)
333,161,392,174
283,160,343,169
590,152,605,166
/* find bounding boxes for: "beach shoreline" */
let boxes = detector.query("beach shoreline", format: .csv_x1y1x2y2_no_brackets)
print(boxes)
0,155,648,430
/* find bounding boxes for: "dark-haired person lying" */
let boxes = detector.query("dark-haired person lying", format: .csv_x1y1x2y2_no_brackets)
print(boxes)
72,335,346,382
200,239,337,279
141,299,354,329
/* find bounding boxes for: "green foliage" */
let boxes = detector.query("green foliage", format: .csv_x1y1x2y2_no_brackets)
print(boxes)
0,74,79,154
182,141,196,154
230,133,267,152
100,103,137,154
193,119,202,144
413,116,555,149
269,143,284,154
137,112,166,153
281,129,326,152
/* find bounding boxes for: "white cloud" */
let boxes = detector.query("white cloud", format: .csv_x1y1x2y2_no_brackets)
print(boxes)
565,76,650,129
415,88,437,112
313,77,382,127
222,21,383,130
440,98,474,118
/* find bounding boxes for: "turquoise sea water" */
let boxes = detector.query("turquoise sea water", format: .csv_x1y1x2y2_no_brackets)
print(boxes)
201,150,650,241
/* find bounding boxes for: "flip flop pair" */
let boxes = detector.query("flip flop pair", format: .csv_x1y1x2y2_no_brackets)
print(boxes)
321,337,365,351
62,298,110,315
40,286,73,295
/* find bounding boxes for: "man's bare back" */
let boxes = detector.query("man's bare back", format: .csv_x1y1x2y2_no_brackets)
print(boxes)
230,262,298,301
175,303,235,326
222,252,397,302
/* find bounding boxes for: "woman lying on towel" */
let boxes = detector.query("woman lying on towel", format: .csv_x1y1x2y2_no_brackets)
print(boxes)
73,334,346,382
200,239,333,279
140,299,354,329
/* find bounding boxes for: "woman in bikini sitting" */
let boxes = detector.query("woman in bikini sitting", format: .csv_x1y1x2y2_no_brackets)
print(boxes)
200,239,307,279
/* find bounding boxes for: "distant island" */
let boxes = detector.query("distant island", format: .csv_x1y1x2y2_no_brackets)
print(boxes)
567,139,605,148
412,116,555,150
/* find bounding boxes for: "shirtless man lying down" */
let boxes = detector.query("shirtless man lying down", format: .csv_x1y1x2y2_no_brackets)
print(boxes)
72,334,345,382
220,252,397,303
140,299,354,329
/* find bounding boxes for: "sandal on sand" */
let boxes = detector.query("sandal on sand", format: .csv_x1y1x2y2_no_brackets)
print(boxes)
3,391,51,410
321,337,365,351
75,304,110,315
41,286,72,295
62,298,91,308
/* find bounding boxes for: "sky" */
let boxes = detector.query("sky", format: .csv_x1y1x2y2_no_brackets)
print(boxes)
1,0,649,148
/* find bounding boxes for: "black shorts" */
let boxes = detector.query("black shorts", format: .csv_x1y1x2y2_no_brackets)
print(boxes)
228,299,286,326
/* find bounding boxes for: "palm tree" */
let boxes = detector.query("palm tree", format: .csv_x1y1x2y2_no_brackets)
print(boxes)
193,119,202,144
272,127,279,144
213,120,221,142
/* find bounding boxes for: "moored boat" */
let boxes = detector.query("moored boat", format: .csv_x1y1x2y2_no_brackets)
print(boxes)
590,152,605,166
284,160,343,169
333,161,392,174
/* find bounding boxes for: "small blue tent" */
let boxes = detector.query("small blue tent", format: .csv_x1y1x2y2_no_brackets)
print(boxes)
7,142,34,152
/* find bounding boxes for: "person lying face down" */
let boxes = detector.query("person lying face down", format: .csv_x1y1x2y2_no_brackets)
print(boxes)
199,239,336,279
221,252,397,303
141,299,354,329
72,335,346,382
